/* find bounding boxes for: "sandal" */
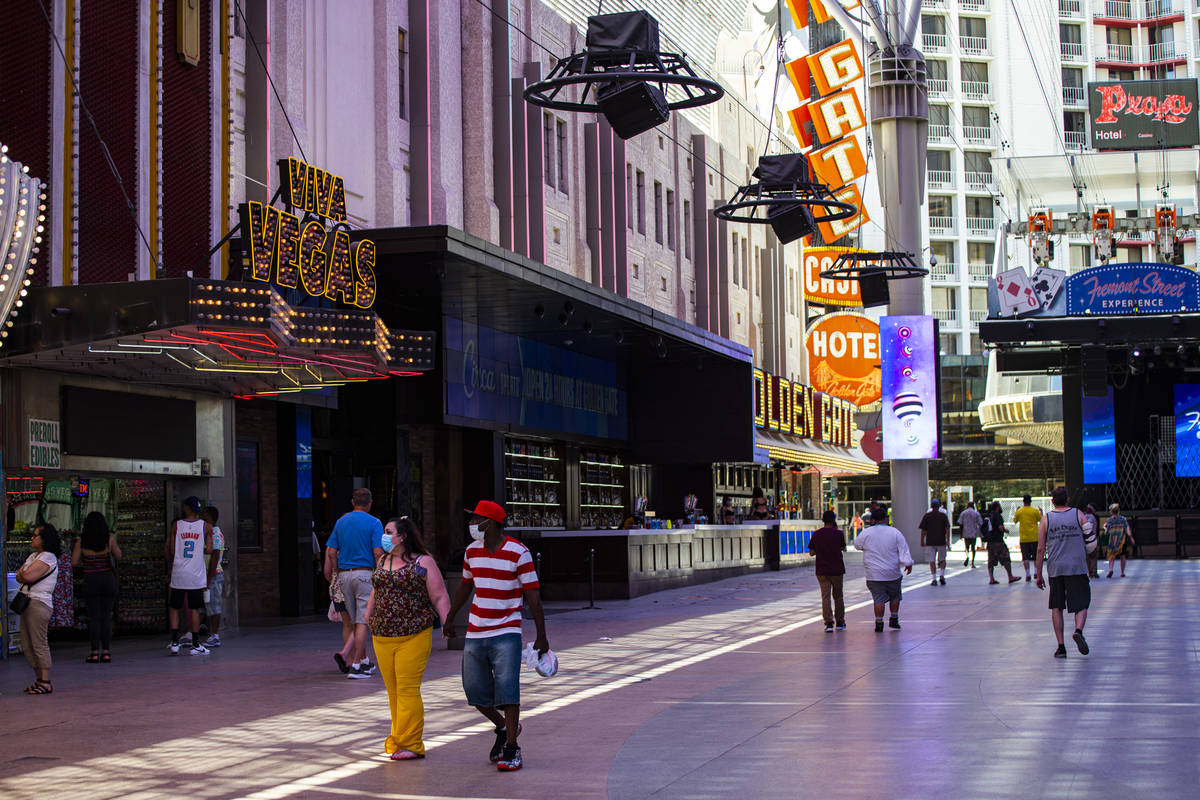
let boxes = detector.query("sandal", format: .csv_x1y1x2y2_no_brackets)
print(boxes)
85,652,100,664
100,651,112,663
389,750,424,760
24,680,52,695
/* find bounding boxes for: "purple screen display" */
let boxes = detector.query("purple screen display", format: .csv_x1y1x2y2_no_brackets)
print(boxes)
881,315,939,460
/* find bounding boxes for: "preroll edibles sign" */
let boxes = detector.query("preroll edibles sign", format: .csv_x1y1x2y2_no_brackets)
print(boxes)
880,316,940,461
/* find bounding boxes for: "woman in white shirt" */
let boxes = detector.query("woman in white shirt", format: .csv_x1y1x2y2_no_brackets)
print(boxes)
15,523,62,695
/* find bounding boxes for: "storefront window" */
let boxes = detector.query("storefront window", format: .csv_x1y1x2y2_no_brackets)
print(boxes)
237,440,262,552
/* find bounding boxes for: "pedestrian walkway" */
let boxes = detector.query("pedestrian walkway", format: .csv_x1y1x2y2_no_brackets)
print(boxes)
2,555,1198,799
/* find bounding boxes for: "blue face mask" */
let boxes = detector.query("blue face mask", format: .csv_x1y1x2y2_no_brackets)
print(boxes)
381,533,395,553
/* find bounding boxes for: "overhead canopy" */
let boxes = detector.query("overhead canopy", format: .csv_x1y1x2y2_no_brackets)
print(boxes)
993,149,1200,212
753,428,878,476
0,278,435,397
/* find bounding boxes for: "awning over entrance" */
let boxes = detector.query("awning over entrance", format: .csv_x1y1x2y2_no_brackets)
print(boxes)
0,278,435,396
753,428,878,476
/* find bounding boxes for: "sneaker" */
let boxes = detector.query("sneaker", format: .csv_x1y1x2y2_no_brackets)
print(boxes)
347,665,372,679
938,577,946,585
1025,575,1031,582
168,642,180,656
189,644,211,656
204,634,221,648
1073,630,1090,655
489,723,522,762
496,743,523,771
930,579,938,586
334,653,350,674
835,622,847,630
963,558,969,567
360,660,376,675
824,623,834,632
875,620,884,633
178,633,193,647
888,617,901,630
1054,644,1067,659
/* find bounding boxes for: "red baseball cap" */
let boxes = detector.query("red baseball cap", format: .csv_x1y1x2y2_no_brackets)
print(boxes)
466,499,506,523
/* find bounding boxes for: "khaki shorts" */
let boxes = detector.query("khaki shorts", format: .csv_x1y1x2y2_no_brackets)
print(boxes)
338,570,373,624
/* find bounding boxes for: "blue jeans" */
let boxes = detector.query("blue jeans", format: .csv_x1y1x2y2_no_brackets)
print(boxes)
462,633,522,708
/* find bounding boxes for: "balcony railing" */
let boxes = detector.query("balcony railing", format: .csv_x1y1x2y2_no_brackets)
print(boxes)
961,80,993,100
1096,0,1181,18
960,36,991,56
968,309,988,324
1065,130,1088,149
1097,0,1133,18
928,169,955,188
933,309,962,329
968,262,992,282
1063,85,1086,104
1060,41,1085,61
929,215,957,234
1100,43,1136,63
1148,41,1179,62
1144,0,1179,18
966,171,994,190
929,123,952,141
931,261,959,280
966,216,996,235
960,0,990,10
923,0,948,7
963,125,995,145
928,78,951,96
1058,0,1083,16
923,33,949,51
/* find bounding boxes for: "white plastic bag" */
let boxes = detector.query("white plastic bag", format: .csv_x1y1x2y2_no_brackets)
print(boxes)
522,641,559,677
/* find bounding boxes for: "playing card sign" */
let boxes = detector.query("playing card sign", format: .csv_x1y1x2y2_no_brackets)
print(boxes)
1031,266,1067,311
995,267,1041,317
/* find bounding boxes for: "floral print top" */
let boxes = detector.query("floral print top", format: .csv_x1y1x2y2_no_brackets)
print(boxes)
368,555,437,637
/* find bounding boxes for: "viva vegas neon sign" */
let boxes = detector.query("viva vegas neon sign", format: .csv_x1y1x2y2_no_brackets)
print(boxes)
238,158,377,309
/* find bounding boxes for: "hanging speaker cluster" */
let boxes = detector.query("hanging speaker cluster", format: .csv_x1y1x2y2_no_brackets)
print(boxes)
714,154,856,245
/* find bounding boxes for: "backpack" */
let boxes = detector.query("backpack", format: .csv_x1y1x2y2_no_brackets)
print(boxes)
979,514,991,540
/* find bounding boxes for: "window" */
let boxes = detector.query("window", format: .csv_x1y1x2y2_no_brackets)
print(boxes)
1063,110,1086,134
743,239,751,291
543,113,555,187
921,15,946,36
658,135,664,150
755,248,762,296
968,242,993,265
683,199,691,258
1106,27,1132,47
1062,67,1083,89
1108,69,1135,80
398,28,408,120
928,195,954,217
1059,23,1081,45
960,61,989,85
931,241,955,264
964,151,991,175
661,276,668,292
731,232,740,286
932,287,957,310
929,105,950,127
966,196,992,217
962,105,990,129
969,334,982,354
736,311,742,325
927,150,951,173
1070,244,1091,270
626,164,634,230
556,119,568,194
959,17,986,39
666,189,676,250
928,60,948,81
969,287,987,310
654,181,663,244
236,440,262,552
632,263,639,279
689,288,695,304
636,170,646,234
939,334,959,355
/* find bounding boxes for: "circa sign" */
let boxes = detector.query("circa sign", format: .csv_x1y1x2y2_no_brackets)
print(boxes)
238,158,377,309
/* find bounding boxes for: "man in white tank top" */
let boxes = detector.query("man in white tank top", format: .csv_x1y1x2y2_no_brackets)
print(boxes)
1035,486,1094,659
166,496,216,655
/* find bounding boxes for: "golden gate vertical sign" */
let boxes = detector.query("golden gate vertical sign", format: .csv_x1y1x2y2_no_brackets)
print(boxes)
782,2,871,244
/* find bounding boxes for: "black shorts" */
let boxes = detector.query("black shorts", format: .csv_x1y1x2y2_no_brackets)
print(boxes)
1020,541,1038,561
1048,574,1091,613
987,541,1011,568
169,587,205,610
962,537,977,549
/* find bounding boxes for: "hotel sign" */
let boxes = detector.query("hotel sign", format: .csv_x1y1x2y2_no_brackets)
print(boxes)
1088,78,1199,151
238,158,377,309
806,313,881,406
753,369,859,450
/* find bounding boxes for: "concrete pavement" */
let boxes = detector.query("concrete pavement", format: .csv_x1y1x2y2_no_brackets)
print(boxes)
1,549,1197,799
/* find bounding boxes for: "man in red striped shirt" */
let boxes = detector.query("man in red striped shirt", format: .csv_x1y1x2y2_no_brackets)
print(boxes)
445,500,549,772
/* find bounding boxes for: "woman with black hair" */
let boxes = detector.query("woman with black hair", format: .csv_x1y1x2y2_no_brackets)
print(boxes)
747,487,772,520
15,523,62,694
72,511,123,663
366,516,451,760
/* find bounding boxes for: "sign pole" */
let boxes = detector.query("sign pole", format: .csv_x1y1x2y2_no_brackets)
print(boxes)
869,44,930,559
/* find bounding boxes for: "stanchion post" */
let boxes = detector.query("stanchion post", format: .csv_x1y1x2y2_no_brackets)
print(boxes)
587,547,596,609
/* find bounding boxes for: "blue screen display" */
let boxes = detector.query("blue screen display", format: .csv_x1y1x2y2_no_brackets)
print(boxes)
1174,385,1200,477
1081,387,1117,484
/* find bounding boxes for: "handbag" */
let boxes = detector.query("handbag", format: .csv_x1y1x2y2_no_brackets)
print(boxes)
8,562,58,615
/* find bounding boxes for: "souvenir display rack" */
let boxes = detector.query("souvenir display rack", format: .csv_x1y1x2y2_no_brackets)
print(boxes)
579,449,627,529
503,436,565,529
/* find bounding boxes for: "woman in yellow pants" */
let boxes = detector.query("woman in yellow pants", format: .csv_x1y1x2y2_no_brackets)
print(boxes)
367,517,451,759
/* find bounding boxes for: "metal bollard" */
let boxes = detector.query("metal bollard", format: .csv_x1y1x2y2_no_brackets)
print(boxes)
587,547,597,609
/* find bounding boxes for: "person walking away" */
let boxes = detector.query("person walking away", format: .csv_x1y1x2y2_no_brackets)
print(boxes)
325,550,355,673
166,497,216,655
444,500,549,772
958,501,982,568
1104,503,1133,579
1014,495,1043,582
983,502,1021,585
1036,487,1095,658
853,507,913,631
366,517,451,760
810,510,847,631
15,524,61,694
919,500,951,586
324,488,385,679
201,506,225,647
72,512,122,663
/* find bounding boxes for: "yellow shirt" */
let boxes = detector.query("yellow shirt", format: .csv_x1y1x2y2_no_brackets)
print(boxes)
1014,505,1042,542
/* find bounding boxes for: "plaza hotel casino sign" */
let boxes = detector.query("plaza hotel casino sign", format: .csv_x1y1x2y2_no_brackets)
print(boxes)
238,158,377,308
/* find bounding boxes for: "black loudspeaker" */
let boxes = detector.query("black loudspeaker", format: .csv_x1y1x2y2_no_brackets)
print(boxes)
586,11,660,53
766,203,816,244
597,81,670,139
859,270,890,308
1082,344,1108,397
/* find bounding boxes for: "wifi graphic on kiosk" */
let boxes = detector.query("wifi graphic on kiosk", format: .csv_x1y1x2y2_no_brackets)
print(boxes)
893,391,924,428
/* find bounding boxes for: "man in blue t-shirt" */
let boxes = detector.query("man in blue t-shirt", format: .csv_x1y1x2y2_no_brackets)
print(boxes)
323,488,383,678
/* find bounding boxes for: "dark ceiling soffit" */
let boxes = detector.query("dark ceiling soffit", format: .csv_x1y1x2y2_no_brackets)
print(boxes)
995,349,1080,374
980,314,1200,347
366,225,753,364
